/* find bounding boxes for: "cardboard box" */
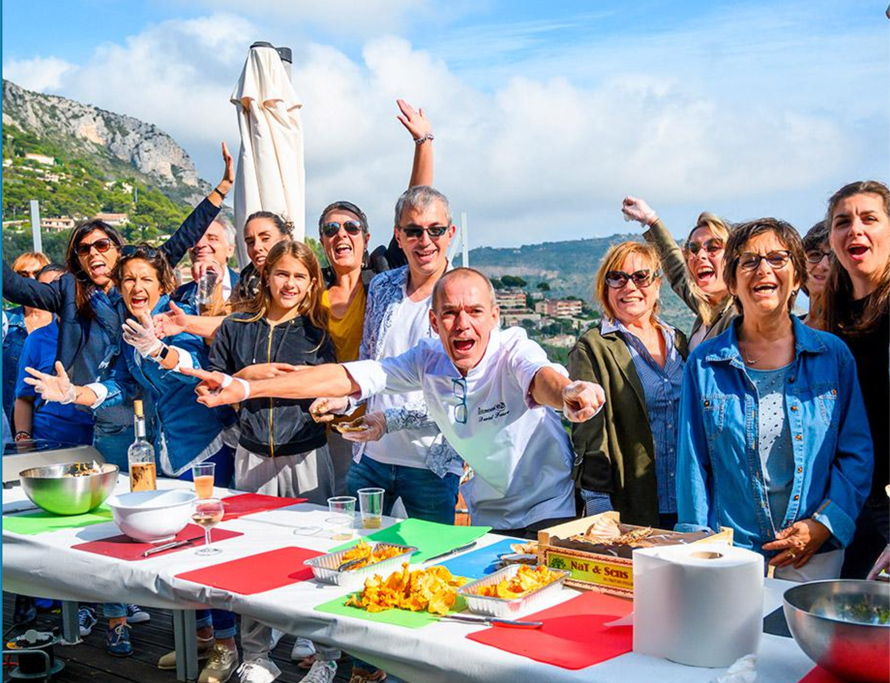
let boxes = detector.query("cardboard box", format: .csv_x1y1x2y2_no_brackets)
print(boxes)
537,512,733,598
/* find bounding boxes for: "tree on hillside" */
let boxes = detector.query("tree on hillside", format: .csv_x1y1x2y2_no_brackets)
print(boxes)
537,282,550,291
501,275,527,288
490,277,503,290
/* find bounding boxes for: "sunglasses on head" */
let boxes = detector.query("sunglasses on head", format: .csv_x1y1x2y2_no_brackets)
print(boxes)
75,238,116,256
121,244,160,258
399,225,449,240
686,238,724,255
321,221,364,238
805,249,833,265
736,250,791,272
605,269,660,289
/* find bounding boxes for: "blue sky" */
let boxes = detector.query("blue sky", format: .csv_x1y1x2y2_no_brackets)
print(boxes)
3,1,889,249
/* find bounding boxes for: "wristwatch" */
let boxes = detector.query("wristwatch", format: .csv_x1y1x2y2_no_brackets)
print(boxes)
151,344,171,363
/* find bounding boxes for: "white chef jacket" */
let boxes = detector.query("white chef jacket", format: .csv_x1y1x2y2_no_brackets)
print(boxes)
345,326,577,529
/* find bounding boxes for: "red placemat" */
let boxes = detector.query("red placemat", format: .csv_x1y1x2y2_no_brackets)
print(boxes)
175,546,323,595
72,524,243,561
798,668,846,683
467,590,633,669
221,493,307,520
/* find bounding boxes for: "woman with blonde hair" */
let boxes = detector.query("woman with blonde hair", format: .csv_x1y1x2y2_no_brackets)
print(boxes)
819,180,890,579
622,197,735,350
569,241,687,528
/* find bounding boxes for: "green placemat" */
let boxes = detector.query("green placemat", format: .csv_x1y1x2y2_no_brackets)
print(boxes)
3,504,113,535
331,519,491,563
315,593,467,629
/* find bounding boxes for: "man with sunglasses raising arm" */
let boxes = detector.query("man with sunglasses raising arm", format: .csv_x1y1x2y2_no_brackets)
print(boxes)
184,268,605,538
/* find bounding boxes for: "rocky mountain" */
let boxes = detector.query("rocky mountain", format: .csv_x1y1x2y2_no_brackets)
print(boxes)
2,79,210,204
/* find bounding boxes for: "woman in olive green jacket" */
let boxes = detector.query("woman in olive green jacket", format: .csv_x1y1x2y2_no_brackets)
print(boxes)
569,242,687,529
622,196,735,350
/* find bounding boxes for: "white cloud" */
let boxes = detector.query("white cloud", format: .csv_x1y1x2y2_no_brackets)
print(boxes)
3,56,77,92
6,6,884,248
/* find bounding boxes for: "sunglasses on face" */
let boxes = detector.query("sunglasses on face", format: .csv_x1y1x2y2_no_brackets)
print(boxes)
686,238,725,255
736,250,792,272
805,249,833,265
76,238,116,256
121,244,160,258
605,269,660,289
321,221,364,238
399,225,449,240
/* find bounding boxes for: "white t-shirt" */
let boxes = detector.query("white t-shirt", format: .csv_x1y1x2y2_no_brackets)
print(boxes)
346,327,577,529
362,290,443,470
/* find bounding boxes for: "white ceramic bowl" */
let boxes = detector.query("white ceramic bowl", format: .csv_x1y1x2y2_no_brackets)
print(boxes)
107,489,197,543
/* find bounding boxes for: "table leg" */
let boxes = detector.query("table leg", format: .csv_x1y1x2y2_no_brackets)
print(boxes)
172,609,198,682
60,600,81,645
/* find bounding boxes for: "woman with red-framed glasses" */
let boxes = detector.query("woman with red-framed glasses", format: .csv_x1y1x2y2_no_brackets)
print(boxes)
622,196,736,351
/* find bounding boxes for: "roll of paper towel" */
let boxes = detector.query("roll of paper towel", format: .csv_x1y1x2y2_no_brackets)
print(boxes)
633,543,764,668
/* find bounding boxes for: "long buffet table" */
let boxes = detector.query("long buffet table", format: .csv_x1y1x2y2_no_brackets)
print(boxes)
2,477,819,683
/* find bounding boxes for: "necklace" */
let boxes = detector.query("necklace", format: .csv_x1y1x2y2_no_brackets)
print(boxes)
744,353,763,365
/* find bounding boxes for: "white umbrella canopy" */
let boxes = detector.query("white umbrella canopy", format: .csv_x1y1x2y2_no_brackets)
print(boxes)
230,43,305,265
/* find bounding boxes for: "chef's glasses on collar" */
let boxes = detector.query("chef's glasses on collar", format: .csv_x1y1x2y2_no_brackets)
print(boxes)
452,377,468,425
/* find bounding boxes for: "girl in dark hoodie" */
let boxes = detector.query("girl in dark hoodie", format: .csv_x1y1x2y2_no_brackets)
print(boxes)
207,238,338,681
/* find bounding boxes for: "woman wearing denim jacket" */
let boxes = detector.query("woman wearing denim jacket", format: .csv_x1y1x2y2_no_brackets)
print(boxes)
677,218,873,582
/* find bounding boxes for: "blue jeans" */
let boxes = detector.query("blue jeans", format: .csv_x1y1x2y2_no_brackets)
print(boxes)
93,421,134,472
195,609,237,640
347,456,459,525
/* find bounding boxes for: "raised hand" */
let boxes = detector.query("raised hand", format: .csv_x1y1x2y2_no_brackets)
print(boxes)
621,196,657,226
122,312,164,357
396,99,433,141
309,396,350,424
218,141,235,195
562,380,605,422
153,300,188,339
24,361,77,404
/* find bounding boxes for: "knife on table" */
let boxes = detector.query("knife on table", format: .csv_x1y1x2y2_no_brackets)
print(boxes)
423,541,478,564
442,614,543,629
142,537,201,557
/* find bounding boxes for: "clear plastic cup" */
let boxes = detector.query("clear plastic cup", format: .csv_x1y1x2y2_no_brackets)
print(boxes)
192,462,216,499
327,496,356,540
357,487,384,529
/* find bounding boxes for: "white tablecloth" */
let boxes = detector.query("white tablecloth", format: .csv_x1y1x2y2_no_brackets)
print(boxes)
2,478,817,683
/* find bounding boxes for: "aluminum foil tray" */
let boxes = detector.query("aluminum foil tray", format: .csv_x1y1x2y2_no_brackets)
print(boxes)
457,563,570,618
304,542,418,589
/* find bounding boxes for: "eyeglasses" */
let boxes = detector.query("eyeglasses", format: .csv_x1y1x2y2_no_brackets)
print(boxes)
121,245,160,258
805,249,832,265
736,250,792,272
452,377,468,425
686,238,725,255
399,225,449,240
604,269,660,289
321,221,364,238
75,238,116,256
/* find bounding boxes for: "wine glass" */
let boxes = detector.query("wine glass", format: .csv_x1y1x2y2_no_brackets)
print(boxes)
192,498,224,555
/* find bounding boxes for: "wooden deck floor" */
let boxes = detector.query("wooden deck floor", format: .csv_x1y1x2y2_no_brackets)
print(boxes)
2,593,370,682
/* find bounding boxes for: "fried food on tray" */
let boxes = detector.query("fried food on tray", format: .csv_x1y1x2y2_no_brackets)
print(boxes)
470,565,561,599
339,541,403,571
345,563,468,615
509,540,538,555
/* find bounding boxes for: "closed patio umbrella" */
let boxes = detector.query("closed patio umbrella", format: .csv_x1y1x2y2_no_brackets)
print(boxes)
230,42,305,264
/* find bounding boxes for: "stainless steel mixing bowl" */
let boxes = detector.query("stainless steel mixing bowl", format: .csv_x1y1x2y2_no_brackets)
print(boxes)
784,579,889,683
18,462,120,515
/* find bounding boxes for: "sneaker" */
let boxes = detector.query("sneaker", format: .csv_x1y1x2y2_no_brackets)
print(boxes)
291,637,316,661
300,660,337,683
237,658,281,683
13,595,36,626
126,604,150,624
199,644,239,683
78,607,97,638
158,635,214,670
106,622,133,657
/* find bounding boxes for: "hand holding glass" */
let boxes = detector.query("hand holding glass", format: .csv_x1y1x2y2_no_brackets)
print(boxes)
192,498,224,555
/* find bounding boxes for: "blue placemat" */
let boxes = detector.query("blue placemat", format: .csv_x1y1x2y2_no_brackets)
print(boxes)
439,537,524,579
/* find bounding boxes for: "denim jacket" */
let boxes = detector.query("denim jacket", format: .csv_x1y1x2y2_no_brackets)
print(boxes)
677,317,873,554
101,296,237,476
